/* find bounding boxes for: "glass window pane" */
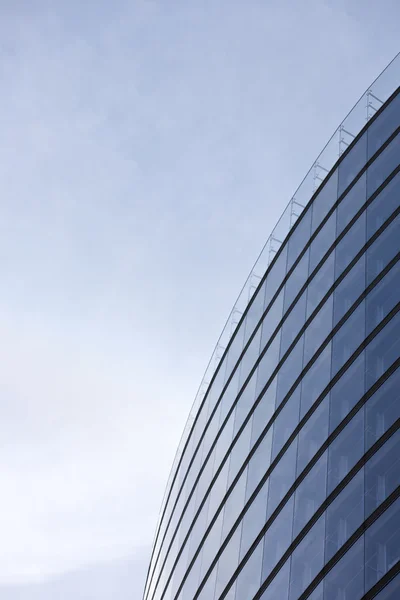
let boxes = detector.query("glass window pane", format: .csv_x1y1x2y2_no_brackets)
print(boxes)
260,559,290,600
214,526,241,599
367,170,400,238
324,536,364,600
235,540,263,600
332,301,366,377
329,352,365,433
338,133,367,197
256,334,281,399
373,572,400,599
367,133,400,197
311,169,338,234
260,289,284,351
368,92,400,159
222,470,247,542
264,245,288,310
306,251,335,319
251,377,276,446
239,327,261,388
366,311,400,389
284,249,310,312
303,296,333,366
241,479,269,558
337,173,367,236
365,496,400,592
276,336,304,408
325,468,364,561
267,439,298,518
367,214,400,285
234,370,257,435
327,408,364,495
300,343,332,419
366,368,400,450
309,212,336,274
333,254,366,326
246,428,273,501
297,394,329,475
280,291,307,358
335,211,366,279
287,208,312,272
293,452,328,538
289,515,325,600
365,430,400,518
262,496,294,583
271,387,300,461
366,261,400,335
243,282,266,347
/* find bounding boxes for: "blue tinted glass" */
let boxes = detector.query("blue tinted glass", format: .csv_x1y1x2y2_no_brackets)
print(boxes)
366,311,400,389
303,295,333,366
241,479,269,557
260,559,290,600
325,468,364,561
332,301,366,376
308,583,323,600
239,328,261,388
219,369,239,426
234,371,257,435
293,452,327,538
264,245,288,310
300,343,331,419
235,540,263,600
297,394,329,475
368,92,400,159
214,526,241,598
267,439,298,518
227,422,251,486
276,336,304,407
225,322,246,381
262,496,294,583
287,208,312,272
260,289,284,351
284,249,310,311
366,368,400,450
243,283,266,346
256,334,281,398
335,211,366,279
329,352,365,433
366,261,400,335
367,171,400,238
251,378,276,446
365,496,400,592
338,133,367,196
246,428,273,501
337,172,367,235
309,212,336,274
324,536,364,600
333,254,365,326
327,408,364,495
280,291,306,358
367,214,400,285
306,251,335,319
311,169,338,234
367,133,400,197
365,430,400,518
289,515,325,599
373,572,400,599
271,387,300,461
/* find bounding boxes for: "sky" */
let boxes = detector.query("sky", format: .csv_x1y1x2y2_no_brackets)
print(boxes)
0,1,398,598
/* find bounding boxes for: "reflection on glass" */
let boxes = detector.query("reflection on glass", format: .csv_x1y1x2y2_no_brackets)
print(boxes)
267,439,298,518
367,170,400,238
327,408,364,495
303,295,333,367
325,469,364,561
284,249,310,311
366,311,400,389
367,214,400,285
297,394,329,475
276,336,304,407
289,515,325,600
337,172,367,236
306,251,335,319
235,540,263,600
300,343,331,419
367,133,400,197
368,92,400,159
335,210,366,279
260,559,290,600
365,430,400,518
324,536,364,600
329,352,365,433
287,208,312,272
332,301,366,376
293,452,327,538
338,133,367,200
251,377,277,446
311,169,338,234
241,479,269,557
366,261,400,335
271,387,300,461
365,496,400,592
262,496,294,584
366,368,400,449
309,212,336,274
333,254,365,326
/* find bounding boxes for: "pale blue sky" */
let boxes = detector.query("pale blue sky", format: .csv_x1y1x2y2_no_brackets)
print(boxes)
0,1,398,598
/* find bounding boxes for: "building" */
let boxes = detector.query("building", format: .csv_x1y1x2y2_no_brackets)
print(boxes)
143,55,400,600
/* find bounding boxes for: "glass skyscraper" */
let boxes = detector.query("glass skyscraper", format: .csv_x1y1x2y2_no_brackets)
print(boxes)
143,55,400,600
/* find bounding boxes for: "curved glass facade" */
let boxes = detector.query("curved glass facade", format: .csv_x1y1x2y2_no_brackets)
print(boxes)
144,59,400,600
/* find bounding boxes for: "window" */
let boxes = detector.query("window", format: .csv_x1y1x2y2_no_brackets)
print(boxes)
324,536,364,600
337,172,366,231
366,310,400,389
329,352,365,433
293,452,328,538
327,408,364,495
262,497,294,583
306,251,335,319
303,295,333,367
309,212,336,274
367,170,400,238
289,515,325,599
365,368,400,450
300,343,331,419
332,301,366,377
297,394,329,475
235,540,263,600
287,208,312,272
280,291,306,358
366,213,400,285
365,430,400,518
367,133,400,197
368,92,400,159
333,254,365,326
335,211,366,279
284,249,310,311
267,439,298,518
366,261,400,335
338,133,367,197
271,387,300,461
311,169,338,234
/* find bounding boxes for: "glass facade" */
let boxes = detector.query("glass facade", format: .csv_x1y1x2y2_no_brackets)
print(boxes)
144,60,400,600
